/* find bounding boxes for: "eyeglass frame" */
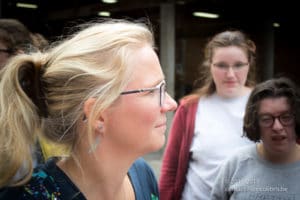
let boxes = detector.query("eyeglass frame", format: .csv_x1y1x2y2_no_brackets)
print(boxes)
258,112,295,128
120,80,166,107
212,62,249,72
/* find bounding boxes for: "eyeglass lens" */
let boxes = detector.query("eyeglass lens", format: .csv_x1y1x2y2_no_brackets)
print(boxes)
259,113,294,127
213,62,248,71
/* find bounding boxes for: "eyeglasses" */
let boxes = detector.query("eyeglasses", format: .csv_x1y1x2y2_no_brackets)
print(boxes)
258,113,295,128
212,62,249,72
120,80,166,107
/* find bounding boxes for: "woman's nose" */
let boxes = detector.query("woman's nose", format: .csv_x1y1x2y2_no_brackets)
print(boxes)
162,93,177,112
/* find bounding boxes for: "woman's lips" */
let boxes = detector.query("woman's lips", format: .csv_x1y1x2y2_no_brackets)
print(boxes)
225,81,236,86
271,135,287,141
155,122,166,128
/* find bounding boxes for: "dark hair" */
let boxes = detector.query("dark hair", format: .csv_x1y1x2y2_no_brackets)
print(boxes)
243,77,300,142
0,18,33,54
193,30,256,97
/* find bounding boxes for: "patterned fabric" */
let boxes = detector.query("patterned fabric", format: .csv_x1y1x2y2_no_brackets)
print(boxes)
23,171,61,200
0,157,159,200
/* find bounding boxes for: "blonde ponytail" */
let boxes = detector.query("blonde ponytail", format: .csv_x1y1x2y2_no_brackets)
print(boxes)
0,53,46,187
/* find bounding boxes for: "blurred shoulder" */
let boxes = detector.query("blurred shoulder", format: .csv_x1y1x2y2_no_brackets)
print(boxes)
0,186,24,200
130,158,153,173
23,163,61,199
129,158,159,199
178,94,200,109
0,164,60,200
223,144,257,168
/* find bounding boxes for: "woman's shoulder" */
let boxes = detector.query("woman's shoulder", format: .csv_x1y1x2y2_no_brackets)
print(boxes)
222,145,257,169
23,160,62,199
0,160,61,200
130,158,154,176
129,158,159,199
179,94,200,106
0,186,25,200
173,94,200,116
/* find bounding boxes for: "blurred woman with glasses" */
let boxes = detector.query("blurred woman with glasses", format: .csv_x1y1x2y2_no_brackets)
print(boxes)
0,19,177,200
0,18,34,69
159,30,257,200
211,77,300,199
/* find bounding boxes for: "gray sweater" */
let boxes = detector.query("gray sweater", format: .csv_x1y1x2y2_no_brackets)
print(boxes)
210,144,300,200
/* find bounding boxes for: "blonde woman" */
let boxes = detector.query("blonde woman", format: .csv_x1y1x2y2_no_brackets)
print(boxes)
0,19,177,200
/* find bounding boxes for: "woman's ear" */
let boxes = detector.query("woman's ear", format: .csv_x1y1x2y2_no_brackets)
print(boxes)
83,97,96,119
83,98,105,131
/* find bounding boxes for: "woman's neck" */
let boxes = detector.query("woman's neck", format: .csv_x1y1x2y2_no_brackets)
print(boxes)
257,143,300,164
57,156,134,200
216,86,251,99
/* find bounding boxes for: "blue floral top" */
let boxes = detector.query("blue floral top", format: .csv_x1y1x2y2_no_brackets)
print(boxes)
0,158,159,200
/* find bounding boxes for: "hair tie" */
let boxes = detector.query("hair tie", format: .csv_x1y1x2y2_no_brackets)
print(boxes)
18,61,48,117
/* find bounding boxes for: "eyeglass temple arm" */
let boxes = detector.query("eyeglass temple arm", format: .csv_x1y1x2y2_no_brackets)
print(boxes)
120,88,157,95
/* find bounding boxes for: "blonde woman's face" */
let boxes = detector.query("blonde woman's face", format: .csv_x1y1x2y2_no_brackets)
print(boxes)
210,46,250,98
103,45,177,156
